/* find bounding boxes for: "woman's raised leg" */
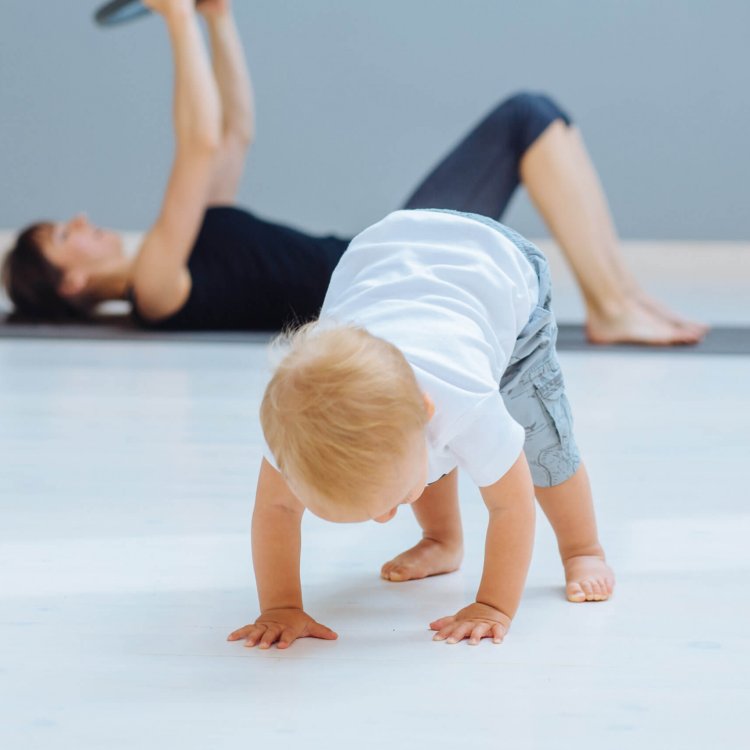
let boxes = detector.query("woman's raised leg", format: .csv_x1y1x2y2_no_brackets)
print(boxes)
519,120,707,344
403,92,707,345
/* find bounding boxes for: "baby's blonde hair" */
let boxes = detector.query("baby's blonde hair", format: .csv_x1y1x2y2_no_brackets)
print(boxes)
261,322,428,508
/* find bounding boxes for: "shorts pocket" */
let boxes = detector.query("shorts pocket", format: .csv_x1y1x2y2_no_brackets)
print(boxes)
532,363,571,441
533,362,564,400
531,363,580,485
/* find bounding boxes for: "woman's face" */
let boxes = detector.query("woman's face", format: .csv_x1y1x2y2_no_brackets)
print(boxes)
40,214,123,272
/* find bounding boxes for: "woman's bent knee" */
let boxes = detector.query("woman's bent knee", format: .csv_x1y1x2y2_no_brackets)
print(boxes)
487,91,573,153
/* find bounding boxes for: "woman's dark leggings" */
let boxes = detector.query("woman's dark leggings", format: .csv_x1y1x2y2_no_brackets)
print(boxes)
402,91,572,219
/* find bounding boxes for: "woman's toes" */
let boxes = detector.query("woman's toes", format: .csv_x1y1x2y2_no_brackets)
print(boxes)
679,322,708,338
676,327,703,345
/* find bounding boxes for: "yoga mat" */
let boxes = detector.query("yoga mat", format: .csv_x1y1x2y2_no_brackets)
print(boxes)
1,316,748,355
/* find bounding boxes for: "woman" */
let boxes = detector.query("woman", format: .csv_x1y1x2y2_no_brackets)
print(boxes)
1,0,705,345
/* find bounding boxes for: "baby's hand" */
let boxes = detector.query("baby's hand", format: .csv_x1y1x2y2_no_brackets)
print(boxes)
430,602,511,645
227,608,338,650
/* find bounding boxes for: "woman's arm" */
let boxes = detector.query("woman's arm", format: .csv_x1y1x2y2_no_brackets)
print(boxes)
199,0,255,205
130,0,222,321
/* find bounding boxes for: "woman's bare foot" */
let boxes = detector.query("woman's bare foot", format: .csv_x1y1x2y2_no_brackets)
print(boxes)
586,300,704,346
634,292,710,338
563,554,615,602
381,537,463,582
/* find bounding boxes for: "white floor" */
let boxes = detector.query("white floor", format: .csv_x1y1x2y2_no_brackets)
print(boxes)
1,338,749,749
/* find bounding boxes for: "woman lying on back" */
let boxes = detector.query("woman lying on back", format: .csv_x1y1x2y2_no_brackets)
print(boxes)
1,0,705,345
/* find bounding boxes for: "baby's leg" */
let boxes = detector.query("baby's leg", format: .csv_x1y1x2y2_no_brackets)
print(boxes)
381,469,464,582
534,463,615,602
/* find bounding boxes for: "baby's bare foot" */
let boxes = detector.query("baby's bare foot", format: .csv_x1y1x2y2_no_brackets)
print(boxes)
563,555,615,602
381,538,463,582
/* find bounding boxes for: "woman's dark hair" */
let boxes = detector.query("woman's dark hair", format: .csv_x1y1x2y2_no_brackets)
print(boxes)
1,223,91,320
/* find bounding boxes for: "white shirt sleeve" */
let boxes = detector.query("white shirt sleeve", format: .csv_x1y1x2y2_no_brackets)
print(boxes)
448,393,526,487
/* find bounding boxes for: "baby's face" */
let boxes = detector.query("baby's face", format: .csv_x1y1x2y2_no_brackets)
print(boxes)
369,435,430,524
290,431,430,524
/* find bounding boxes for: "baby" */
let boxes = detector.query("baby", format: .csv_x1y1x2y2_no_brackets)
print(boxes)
228,209,615,649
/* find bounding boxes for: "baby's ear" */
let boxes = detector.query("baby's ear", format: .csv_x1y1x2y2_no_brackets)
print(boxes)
423,392,436,421
58,269,88,298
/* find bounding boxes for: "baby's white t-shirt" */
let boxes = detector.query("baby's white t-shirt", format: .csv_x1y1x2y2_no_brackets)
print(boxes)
318,209,539,488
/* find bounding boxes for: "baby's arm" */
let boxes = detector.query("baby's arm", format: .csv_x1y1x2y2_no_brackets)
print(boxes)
430,451,535,644
227,458,338,649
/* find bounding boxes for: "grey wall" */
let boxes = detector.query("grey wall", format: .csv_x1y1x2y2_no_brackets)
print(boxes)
1,0,748,240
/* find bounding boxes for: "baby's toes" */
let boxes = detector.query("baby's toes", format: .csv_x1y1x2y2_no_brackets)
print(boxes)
564,556,615,603
381,563,407,581
566,581,586,602
590,580,606,601
386,566,408,582
579,580,592,599
594,578,612,601
585,579,610,601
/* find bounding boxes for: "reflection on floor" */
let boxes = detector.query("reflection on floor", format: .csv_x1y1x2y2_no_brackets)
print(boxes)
1,340,748,749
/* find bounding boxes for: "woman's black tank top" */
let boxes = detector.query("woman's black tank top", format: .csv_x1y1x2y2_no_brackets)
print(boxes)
133,207,350,331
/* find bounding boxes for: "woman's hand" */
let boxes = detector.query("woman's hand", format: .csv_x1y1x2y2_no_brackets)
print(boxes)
430,602,511,645
228,608,338,650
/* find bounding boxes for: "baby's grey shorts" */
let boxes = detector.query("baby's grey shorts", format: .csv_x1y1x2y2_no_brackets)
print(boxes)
495,221,581,487
436,210,581,487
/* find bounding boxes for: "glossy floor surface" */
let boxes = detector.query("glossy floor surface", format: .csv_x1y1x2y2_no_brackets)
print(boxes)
1,339,749,749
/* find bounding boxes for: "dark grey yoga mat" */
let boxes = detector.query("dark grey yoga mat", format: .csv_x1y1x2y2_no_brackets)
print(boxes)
0,314,271,344
1,315,749,354
554,324,750,355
